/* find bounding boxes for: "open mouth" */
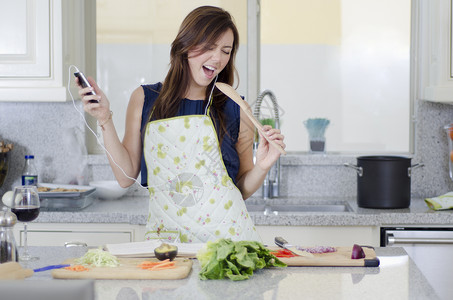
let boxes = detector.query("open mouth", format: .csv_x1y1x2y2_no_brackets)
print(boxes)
203,65,215,77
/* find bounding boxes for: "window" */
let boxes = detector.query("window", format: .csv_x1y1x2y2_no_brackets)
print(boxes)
93,0,413,153
95,0,247,149
259,0,412,152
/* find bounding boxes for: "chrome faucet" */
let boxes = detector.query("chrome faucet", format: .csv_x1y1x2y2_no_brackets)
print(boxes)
253,90,281,199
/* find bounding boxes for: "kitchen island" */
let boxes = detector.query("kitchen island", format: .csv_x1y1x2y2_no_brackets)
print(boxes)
19,246,437,300
14,196,450,299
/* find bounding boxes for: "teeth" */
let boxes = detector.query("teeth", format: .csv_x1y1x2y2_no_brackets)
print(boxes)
204,65,215,71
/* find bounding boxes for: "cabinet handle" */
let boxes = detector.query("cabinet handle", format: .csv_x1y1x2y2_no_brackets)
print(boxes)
64,241,88,248
387,233,453,245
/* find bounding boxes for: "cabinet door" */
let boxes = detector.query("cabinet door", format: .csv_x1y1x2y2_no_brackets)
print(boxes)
0,0,51,77
0,0,65,101
15,223,144,247
0,0,95,101
419,0,453,102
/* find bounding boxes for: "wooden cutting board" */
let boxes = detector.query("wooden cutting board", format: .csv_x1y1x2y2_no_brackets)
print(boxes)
52,257,193,280
269,246,380,267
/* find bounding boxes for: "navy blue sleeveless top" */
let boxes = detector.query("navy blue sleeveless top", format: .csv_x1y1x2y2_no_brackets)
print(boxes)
140,83,241,186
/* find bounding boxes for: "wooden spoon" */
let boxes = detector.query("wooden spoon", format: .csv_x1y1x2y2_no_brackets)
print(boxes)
215,82,286,155
0,262,34,279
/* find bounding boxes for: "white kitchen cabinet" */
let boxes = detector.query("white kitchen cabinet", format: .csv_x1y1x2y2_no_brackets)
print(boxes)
14,223,380,247
418,0,453,102
14,223,146,247
0,0,95,102
256,225,380,248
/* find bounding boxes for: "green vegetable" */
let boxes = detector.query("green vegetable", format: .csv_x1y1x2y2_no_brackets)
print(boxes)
75,248,120,267
260,118,276,128
197,239,286,281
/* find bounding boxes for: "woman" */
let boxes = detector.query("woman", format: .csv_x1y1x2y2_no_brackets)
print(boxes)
78,6,285,243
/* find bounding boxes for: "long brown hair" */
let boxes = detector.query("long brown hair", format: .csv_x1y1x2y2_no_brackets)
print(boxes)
149,6,239,141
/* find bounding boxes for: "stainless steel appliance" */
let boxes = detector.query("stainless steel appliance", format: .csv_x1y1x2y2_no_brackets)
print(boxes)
381,227,453,300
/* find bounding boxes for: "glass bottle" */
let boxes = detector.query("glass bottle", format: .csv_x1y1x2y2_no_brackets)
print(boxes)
0,207,18,263
22,155,38,186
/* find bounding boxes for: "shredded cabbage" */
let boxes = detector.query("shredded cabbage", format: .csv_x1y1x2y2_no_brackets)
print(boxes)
75,248,120,267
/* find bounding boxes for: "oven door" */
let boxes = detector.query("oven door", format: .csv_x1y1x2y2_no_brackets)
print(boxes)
381,227,453,300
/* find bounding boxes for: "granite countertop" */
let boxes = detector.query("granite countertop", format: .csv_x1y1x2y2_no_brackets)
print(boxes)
34,196,453,227
20,246,438,300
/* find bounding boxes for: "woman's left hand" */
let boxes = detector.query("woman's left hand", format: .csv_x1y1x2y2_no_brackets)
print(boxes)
255,125,286,171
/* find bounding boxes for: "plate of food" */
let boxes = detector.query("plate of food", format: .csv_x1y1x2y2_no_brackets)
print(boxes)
37,183,96,198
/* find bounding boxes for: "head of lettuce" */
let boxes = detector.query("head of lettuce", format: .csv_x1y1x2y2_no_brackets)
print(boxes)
197,239,287,281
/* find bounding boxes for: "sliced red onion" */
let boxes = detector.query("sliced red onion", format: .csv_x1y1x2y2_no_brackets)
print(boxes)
351,244,366,259
296,245,337,253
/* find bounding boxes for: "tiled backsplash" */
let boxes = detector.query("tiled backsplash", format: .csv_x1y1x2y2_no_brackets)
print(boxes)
1,99,453,199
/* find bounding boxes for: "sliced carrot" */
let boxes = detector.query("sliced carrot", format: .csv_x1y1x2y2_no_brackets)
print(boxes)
137,259,176,270
139,263,175,270
146,262,176,270
138,259,169,266
149,262,175,269
150,261,174,267
64,265,90,272
148,265,176,271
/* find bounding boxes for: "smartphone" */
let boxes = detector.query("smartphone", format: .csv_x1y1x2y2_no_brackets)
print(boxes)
74,70,98,103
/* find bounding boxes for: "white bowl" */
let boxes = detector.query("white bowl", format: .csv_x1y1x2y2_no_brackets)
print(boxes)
89,180,129,200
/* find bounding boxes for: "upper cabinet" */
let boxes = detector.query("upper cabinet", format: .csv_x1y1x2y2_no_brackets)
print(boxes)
419,0,453,103
0,0,95,102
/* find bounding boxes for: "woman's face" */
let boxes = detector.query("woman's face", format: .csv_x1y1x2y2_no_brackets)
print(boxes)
187,29,234,95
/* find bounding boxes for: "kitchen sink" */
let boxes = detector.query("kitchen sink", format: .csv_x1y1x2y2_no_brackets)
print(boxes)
245,202,353,215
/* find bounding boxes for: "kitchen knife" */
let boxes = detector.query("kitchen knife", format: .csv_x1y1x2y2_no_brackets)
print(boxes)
275,237,314,258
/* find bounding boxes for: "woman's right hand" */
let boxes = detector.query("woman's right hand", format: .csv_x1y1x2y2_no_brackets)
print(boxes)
75,76,112,124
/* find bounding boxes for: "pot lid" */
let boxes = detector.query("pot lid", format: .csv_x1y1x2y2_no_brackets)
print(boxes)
357,155,411,161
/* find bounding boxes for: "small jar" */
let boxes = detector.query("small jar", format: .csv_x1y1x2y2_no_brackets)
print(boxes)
0,207,18,263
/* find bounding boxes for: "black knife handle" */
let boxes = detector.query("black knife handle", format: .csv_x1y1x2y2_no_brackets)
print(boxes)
275,236,288,247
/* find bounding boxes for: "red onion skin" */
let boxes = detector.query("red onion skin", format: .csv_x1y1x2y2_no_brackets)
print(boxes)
351,244,366,259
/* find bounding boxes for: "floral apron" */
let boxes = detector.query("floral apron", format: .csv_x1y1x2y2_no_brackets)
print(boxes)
143,109,261,243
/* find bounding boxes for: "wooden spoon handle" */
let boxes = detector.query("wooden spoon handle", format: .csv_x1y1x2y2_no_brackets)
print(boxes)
0,262,34,279
215,83,286,155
